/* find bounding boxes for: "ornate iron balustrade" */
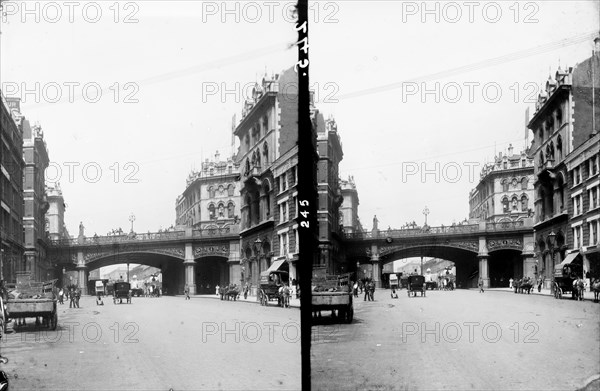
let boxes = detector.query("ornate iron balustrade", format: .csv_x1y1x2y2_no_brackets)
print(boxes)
485,220,528,231
50,227,239,247
345,224,480,239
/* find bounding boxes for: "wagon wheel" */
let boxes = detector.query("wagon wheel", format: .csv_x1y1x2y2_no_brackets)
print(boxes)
50,312,58,330
345,306,354,323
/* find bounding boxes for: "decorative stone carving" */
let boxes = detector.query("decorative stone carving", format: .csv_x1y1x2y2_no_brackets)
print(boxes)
194,245,229,258
487,238,522,251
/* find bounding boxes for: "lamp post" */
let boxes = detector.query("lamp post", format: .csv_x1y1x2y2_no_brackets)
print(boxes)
356,261,360,281
423,206,430,226
547,230,556,291
129,213,136,233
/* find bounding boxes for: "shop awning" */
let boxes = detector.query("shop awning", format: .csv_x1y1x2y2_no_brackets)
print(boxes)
555,252,580,271
266,259,287,274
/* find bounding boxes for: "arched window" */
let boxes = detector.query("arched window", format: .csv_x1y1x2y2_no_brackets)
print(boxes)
556,107,563,124
502,197,509,213
557,135,563,160
228,184,235,196
217,203,225,218
208,186,215,198
228,202,235,218
245,159,250,176
549,141,555,160
521,195,528,211
511,196,518,211
218,185,225,196
521,177,528,190
502,179,509,192
256,150,261,169
208,204,216,220
251,151,257,166
263,181,271,218
539,126,544,142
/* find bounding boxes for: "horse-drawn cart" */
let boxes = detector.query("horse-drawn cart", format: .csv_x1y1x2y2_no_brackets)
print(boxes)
258,270,289,307
112,282,132,304
4,273,58,331
407,275,426,297
312,268,353,323
553,253,584,300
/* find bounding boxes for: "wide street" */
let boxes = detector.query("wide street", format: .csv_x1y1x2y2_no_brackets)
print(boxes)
0,295,300,391
311,288,600,391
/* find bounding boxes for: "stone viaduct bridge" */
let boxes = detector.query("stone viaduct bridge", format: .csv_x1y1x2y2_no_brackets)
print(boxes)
48,227,240,295
342,219,536,289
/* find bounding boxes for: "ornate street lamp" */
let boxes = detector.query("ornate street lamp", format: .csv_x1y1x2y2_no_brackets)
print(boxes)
547,230,556,292
423,206,430,227
129,213,136,233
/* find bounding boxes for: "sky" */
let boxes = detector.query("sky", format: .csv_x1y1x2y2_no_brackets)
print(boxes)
1,0,599,238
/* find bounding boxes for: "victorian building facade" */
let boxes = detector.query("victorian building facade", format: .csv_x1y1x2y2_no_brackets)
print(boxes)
175,151,240,230
0,94,25,283
529,38,600,288
315,114,344,275
234,67,299,295
22,115,51,281
469,144,535,222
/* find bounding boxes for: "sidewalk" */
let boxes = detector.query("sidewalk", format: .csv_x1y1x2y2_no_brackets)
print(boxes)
181,293,301,308
482,287,598,301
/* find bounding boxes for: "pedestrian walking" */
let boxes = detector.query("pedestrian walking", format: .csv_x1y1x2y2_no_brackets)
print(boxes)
184,285,190,300
363,281,370,301
243,283,249,300
479,278,484,293
369,281,375,301
58,288,64,304
509,277,513,289
69,289,76,308
75,288,81,308
537,276,543,292
353,281,359,298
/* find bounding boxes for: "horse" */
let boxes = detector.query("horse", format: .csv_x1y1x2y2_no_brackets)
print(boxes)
591,279,600,302
572,278,585,301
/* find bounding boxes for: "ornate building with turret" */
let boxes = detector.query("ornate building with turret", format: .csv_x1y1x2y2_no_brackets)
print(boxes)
469,144,535,223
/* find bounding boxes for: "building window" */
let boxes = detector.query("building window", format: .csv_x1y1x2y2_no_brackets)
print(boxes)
228,184,235,197
208,204,216,220
502,180,509,192
227,202,234,218
590,155,599,177
262,115,269,135
521,177,528,190
557,135,563,160
573,225,582,249
217,203,225,218
290,166,297,185
573,166,582,186
511,196,518,211
263,143,269,165
573,194,583,216
589,185,599,210
292,196,298,217
279,202,288,224
279,232,288,256
521,195,528,211
208,186,215,198
280,173,287,193
589,220,599,246
219,185,225,196
502,197,509,213
293,229,299,253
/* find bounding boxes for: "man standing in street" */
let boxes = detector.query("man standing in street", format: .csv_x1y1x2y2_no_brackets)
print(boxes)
479,277,484,293
69,288,76,308
184,285,190,300
75,287,81,308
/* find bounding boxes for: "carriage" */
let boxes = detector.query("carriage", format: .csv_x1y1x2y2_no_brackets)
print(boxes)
112,282,132,304
553,254,584,300
312,269,353,323
407,275,426,297
4,274,58,331
258,270,289,307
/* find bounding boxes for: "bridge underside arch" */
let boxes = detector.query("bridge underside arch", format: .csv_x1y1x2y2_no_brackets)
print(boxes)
195,255,230,294
380,246,479,289
488,249,523,288
85,252,185,296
